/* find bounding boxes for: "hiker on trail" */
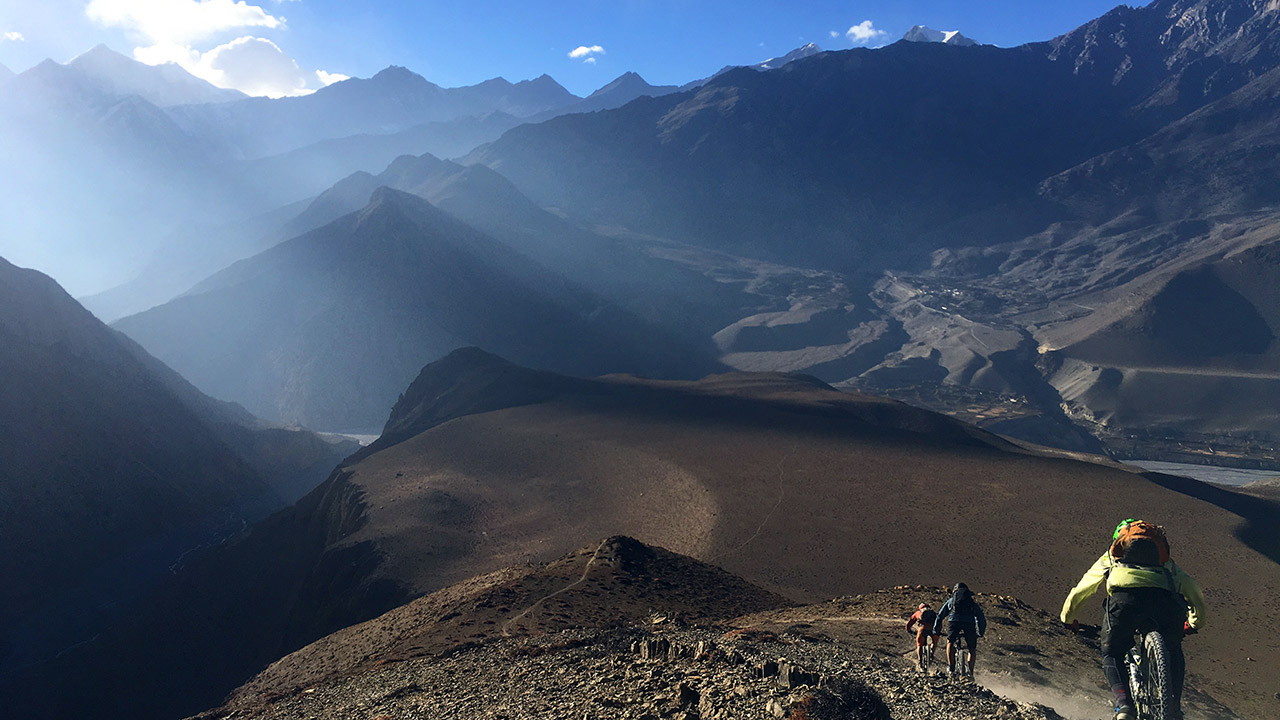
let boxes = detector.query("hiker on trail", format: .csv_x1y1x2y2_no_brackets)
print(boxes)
906,602,940,671
1061,519,1207,720
932,582,986,677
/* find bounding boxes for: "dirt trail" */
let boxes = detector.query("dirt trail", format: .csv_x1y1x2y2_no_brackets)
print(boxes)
501,539,611,637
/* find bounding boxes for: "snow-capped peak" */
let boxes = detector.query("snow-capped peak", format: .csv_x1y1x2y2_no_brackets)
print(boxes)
755,43,823,71
902,25,978,47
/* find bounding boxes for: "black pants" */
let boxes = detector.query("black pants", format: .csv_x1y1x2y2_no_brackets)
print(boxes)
1100,587,1187,708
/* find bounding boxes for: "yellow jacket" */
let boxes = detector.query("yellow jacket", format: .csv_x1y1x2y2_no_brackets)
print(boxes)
1060,551,1207,630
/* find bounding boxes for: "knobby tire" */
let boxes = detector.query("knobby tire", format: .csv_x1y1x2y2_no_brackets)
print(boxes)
1135,631,1174,720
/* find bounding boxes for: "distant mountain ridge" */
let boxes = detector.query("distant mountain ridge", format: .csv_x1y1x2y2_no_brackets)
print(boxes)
166,64,580,161
68,44,245,106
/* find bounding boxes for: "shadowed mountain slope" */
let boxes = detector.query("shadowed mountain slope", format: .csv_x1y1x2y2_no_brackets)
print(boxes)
467,41,1143,270
0,258,282,676
1041,65,1280,224
1043,0,1280,123
114,189,717,430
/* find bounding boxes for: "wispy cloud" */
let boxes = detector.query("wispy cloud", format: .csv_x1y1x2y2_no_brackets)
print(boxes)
846,20,888,46
568,44,605,62
3,31,24,42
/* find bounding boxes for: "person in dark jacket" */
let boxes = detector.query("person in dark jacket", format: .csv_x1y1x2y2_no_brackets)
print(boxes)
932,582,987,677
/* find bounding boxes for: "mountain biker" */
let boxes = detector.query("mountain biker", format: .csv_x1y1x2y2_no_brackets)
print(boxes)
906,602,940,671
1060,519,1207,720
932,582,986,677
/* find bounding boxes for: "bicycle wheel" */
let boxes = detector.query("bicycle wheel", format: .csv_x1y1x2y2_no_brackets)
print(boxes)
1135,632,1175,720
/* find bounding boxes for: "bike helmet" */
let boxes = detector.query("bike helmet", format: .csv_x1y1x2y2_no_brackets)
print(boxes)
919,603,929,610
1113,518,1141,541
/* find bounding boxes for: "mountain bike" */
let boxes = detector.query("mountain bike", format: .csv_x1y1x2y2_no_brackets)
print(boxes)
1126,623,1175,720
954,638,972,678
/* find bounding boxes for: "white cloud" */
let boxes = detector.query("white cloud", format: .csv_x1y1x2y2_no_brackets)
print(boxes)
829,30,839,39
86,0,284,46
203,36,310,96
84,0,343,97
3,31,24,42
568,44,605,61
846,20,888,46
316,69,349,86
135,35,314,97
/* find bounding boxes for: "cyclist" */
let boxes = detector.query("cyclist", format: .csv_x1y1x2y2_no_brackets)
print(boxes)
932,582,986,677
1060,519,1207,720
906,602,939,671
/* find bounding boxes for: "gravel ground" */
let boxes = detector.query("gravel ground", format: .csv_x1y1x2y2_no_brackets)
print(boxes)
198,622,1065,720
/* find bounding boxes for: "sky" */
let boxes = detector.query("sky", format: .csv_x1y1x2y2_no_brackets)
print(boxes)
0,0,1130,97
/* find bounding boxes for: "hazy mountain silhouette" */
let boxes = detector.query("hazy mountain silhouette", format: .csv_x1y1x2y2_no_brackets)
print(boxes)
567,71,680,114
285,152,764,344
168,65,580,161
114,188,717,430
0,61,13,83
228,111,524,208
67,44,245,106
448,73,578,116
0,59,245,294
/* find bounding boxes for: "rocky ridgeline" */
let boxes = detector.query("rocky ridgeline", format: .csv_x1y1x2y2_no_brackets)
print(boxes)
200,621,1064,720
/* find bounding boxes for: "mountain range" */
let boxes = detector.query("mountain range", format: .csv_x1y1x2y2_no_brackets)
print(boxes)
0,47,700,298
460,0,1280,465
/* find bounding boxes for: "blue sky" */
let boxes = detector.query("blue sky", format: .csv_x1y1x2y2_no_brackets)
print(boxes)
0,1,1129,96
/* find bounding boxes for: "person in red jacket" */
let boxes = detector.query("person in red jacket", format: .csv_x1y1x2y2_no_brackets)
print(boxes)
906,602,939,672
